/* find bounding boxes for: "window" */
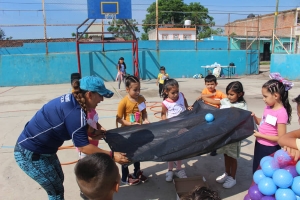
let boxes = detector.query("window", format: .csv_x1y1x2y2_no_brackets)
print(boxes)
240,42,246,50
183,34,191,40
173,34,179,40
282,42,291,50
162,34,168,40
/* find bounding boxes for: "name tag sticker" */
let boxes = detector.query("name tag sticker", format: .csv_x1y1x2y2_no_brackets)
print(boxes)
265,114,277,126
138,102,146,111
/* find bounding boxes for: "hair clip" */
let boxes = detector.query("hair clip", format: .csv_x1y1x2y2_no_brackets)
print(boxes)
269,73,293,91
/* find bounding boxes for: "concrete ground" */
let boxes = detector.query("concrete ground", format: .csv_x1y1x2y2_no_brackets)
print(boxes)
0,73,299,200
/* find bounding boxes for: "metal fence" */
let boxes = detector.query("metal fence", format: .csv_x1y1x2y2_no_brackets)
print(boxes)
0,0,299,55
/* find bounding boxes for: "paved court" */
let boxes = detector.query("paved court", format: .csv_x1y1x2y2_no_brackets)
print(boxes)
0,74,299,200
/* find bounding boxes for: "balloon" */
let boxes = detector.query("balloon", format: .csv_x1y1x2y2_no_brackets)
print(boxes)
292,176,300,196
261,196,275,200
272,169,293,188
274,149,293,168
244,194,252,200
284,165,299,178
205,113,214,122
261,159,280,177
275,188,296,200
248,184,264,200
253,170,266,184
258,177,277,196
297,196,300,200
296,161,300,175
260,156,273,167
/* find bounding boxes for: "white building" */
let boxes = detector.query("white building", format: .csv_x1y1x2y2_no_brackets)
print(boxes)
148,28,197,40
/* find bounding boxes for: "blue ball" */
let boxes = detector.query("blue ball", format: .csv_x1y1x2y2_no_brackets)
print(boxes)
253,170,266,184
205,113,214,122
262,158,280,177
272,169,293,188
275,188,296,200
260,156,274,167
292,176,300,196
258,177,277,196
296,161,300,175
274,149,292,168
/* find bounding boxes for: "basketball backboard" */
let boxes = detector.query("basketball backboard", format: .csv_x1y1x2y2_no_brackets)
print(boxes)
87,0,132,19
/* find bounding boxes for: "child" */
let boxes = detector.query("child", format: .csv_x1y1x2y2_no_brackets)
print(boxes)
180,186,221,200
116,75,150,185
252,73,293,173
215,81,247,189
197,74,227,156
75,153,120,200
116,57,127,89
278,94,300,161
161,79,189,181
156,66,169,97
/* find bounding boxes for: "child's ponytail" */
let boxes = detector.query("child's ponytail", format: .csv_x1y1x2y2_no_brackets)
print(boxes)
282,90,292,124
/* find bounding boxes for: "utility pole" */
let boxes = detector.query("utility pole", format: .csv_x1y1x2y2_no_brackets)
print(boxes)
156,0,159,50
274,0,279,34
42,0,48,54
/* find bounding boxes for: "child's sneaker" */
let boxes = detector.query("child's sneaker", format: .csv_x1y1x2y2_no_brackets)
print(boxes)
175,169,187,178
121,175,140,186
223,176,236,188
135,170,148,183
165,171,174,182
216,172,228,183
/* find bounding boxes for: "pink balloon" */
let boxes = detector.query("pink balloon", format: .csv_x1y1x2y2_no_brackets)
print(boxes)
244,194,252,200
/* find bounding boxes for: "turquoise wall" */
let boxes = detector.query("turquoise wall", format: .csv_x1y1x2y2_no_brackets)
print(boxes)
270,54,300,80
0,41,259,86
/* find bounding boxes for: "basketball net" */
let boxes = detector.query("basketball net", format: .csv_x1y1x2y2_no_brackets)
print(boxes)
105,13,117,26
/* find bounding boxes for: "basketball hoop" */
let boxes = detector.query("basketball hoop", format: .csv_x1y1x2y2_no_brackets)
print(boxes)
105,13,117,26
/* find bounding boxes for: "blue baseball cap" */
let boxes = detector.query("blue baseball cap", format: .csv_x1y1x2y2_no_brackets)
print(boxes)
80,76,114,98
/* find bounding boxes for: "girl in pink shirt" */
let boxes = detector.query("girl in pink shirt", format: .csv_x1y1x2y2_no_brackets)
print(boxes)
252,73,293,173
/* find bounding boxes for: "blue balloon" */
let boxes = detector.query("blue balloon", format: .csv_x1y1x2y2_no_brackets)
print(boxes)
205,113,214,122
274,149,292,168
272,169,293,188
296,196,300,200
260,156,273,167
262,159,280,177
258,177,277,196
296,161,300,175
275,188,296,200
253,170,266,184
292,176,300,196
261,196,275,200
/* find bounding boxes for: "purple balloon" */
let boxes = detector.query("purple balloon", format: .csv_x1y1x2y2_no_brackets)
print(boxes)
244,194,252,200
249,184,264,200
274,149,292,168
261,196,275,200
285,165,299,178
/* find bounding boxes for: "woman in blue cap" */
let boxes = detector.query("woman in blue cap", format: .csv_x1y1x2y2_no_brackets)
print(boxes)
14,76,129,200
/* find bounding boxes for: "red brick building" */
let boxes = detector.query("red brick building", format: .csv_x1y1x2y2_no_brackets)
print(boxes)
225,8,300,37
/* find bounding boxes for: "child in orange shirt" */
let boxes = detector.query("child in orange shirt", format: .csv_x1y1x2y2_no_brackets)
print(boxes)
196,75,226,156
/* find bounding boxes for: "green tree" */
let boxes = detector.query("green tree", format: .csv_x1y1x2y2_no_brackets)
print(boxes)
142,0,217,39
0,28,5,40
107,19,140,40
71,32,76,38
141,33,149,40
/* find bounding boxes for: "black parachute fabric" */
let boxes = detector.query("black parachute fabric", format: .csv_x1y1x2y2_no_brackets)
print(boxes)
105,101,255,163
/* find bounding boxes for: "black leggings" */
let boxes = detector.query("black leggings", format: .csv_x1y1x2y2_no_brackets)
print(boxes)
252,141,280,174
159,83,164,96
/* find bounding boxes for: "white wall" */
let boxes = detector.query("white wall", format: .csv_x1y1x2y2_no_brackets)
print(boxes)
148,29,196,40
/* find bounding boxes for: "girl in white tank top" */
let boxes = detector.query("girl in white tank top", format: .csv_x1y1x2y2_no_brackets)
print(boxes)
161,79,190,182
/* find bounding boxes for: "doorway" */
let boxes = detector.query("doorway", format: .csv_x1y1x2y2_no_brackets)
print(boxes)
262,42,271,61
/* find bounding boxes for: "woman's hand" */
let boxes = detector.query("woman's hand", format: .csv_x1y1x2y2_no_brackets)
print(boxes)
188,106,193,110
114,152,130,164
284,146,300,162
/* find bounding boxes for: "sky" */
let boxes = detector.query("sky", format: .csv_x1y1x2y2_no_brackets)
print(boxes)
0,0,299,39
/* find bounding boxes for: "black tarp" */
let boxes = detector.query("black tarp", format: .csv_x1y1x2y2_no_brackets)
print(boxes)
105,101,255,163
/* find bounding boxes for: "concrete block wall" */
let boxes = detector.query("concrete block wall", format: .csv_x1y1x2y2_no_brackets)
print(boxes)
271,54,300,80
